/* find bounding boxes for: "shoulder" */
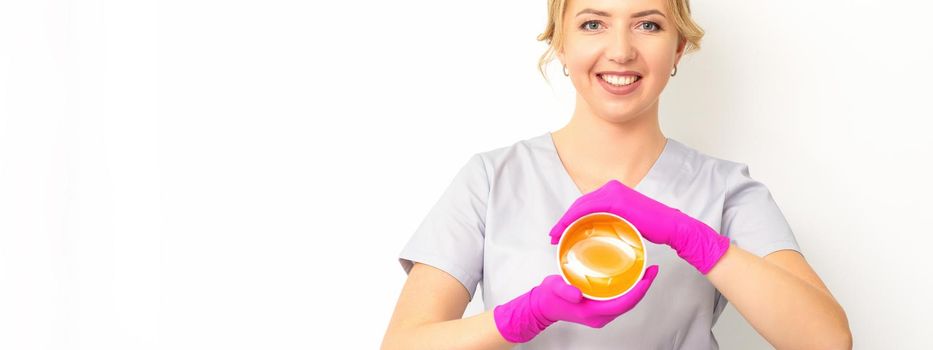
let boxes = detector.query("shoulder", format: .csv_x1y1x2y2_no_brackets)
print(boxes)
475,132,551,163
445,132,553,193
666,139,771,206
469,131,554,177
672,140,779,210
668,138,750,184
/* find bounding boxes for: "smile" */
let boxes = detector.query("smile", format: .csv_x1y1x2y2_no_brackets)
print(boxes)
598,73,641,86
596,73,643,96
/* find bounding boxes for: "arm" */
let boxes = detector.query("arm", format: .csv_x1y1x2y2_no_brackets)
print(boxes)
381,262,513,350
548,179,853,349
706,246,852,349
383,260,660,348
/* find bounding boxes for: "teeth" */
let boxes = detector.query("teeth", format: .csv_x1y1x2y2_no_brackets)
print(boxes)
600,74,639,86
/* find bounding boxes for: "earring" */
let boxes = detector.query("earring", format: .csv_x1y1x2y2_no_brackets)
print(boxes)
670,65,678,77
562,65,570,77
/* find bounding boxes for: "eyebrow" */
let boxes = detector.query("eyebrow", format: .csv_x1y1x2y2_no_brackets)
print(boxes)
575,8,666,18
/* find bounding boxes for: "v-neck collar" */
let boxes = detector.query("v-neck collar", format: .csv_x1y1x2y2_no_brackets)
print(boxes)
542,131,679,197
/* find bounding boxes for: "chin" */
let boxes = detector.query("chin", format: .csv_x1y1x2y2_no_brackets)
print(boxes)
597,99,657,123
596,110,642,125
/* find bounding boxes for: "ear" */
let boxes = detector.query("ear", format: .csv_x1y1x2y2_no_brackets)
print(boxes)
674,37,687,66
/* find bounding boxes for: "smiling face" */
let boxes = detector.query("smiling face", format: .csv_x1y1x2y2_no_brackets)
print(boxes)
558,0,686,124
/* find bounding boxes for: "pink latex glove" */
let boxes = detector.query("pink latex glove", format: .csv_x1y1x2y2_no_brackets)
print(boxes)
549,179,731,275
494,266,659,343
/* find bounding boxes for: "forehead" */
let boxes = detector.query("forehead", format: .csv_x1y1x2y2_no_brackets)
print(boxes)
566,0,670,16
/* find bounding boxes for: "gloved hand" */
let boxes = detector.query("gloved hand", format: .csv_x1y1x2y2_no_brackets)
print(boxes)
493,266,659,343
549,179,731,275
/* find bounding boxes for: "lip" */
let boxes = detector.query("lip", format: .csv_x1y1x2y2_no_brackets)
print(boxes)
596,72,643,96
596,71,642,77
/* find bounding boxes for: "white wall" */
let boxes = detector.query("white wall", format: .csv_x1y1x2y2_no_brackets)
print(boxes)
1,0,930,349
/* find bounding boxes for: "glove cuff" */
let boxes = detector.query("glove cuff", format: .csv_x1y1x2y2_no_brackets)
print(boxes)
493,288,554,343
670,219,732,275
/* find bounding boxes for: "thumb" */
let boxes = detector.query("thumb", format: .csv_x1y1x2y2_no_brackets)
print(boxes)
549,222,568,245
590,265,660,315
626,264,660,300
641,264,660,282
543,275,583,303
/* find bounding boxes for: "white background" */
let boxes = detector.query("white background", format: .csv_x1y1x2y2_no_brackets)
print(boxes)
1,0,931,349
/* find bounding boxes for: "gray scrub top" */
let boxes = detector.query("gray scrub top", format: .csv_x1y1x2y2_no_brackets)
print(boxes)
398,131,801,349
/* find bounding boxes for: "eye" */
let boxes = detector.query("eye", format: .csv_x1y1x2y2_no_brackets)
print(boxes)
639,21,662,32
580,20,603,31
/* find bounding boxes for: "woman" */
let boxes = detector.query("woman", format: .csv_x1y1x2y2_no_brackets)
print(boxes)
382,0,852,348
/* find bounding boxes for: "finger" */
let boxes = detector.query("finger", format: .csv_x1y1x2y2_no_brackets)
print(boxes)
591,265,660,315
542,275,583,303
550,184,631,245
604,179,626,191
583,317,612,329
554,281,583,304
549,212,581,245
641,264,660,281
548,201,605,245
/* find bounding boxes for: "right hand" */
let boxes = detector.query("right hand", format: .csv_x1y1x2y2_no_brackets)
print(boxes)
493,265,660,343
548,179,730,275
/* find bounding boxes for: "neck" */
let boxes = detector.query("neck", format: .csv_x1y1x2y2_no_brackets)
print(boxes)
552,99,667,179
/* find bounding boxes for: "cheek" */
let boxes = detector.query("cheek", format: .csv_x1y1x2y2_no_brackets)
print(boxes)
643,55,677,82
563,42,603,70
642,39,677,61
657,41,681,65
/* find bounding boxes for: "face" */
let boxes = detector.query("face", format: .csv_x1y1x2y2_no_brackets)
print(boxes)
558,0,686,124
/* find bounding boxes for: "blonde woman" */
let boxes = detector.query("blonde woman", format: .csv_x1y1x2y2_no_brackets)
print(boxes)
382,0,852,348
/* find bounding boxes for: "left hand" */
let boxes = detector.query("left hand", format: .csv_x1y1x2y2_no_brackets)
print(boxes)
548,179,731,274
494,267,660,343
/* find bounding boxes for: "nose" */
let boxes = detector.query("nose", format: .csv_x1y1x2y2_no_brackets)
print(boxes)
606,29,637,64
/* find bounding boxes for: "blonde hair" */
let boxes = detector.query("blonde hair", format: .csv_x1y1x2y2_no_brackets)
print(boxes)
536,0,704,81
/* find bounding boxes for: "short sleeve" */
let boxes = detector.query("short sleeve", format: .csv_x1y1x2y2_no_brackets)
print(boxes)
721,163,802,258
397,153,489,299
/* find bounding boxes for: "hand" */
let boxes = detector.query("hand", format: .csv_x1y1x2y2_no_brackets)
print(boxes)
493,266,660,343
548,179,730,274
